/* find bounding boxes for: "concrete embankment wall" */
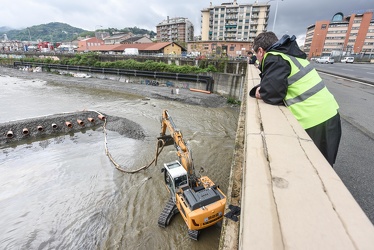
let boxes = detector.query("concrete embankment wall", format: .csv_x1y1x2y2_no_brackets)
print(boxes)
80,71,245,100
212,72,245,100
47,68,244,100
220,65,374,249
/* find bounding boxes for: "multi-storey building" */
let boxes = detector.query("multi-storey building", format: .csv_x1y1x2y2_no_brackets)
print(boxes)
156,17,194,43
200,0,270,42
304,10,374,59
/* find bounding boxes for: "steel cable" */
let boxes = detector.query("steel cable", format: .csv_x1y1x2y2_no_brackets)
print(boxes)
94,110,165,174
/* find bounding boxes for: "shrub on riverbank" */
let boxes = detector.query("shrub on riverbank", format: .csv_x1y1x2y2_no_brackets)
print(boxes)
10,53,218,74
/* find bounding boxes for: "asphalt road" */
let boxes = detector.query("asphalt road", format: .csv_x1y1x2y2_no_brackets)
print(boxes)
313,61,374,85
316,64,374,224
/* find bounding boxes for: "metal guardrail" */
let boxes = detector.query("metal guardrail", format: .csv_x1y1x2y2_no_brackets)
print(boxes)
13,61,215,92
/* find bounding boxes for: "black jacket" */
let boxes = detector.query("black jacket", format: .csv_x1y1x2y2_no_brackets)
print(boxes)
249,35,307,105
249,55,257,64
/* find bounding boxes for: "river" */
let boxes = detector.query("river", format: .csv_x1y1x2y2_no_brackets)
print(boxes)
0,72,239,250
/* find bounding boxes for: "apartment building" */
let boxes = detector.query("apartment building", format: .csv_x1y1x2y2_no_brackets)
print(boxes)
187,40,252,58
200,0,270,42
304,10,374,59
156,17,194,43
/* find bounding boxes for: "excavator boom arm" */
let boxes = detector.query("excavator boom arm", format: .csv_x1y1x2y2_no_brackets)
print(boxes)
159,110,195,179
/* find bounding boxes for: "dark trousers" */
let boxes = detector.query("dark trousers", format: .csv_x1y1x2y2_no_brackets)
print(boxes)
305,112,342,166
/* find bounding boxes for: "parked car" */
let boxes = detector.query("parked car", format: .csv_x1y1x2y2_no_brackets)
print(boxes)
316,56,334,64
235,56,247,61
341,57,354,63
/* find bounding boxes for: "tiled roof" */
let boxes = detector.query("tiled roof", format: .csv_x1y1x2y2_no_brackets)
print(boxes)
77,44,118,51
77,42,176,52
76,41,188,52
114,42,172,51
103,34,128,40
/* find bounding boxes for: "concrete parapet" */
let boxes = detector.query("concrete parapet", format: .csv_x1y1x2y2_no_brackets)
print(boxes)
220,65,374,249
240,65,374,249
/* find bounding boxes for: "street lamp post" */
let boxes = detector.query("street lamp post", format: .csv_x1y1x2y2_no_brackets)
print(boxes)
272,0,279,32
95,25,103,39
267,0,283,32
337,45,343,62
27,28,31,42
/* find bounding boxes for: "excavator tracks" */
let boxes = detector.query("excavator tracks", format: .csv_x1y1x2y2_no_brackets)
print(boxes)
158,197,200,240
158,197,179,228
188,229,200,241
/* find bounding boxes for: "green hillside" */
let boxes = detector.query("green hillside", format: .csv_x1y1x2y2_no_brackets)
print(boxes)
3,22,156,43
5,22,87,42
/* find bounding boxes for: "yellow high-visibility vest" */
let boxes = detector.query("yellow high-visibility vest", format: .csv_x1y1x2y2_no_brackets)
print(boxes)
263,51,339,129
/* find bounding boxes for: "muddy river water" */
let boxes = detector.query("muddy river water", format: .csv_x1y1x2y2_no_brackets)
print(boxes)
0,72,239,250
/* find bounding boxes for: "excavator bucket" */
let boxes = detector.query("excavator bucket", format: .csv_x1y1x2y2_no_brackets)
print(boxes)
157,134,174,147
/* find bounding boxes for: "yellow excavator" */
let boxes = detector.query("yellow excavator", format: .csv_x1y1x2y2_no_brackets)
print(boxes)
156,110,226,240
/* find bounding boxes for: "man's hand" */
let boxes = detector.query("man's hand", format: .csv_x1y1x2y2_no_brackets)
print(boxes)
255,87,261,99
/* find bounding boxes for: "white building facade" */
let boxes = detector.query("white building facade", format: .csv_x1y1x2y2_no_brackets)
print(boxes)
156,17,194,43
200,0,270,42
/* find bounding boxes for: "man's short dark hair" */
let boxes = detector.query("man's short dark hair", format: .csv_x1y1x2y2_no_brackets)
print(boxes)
253,32,278,53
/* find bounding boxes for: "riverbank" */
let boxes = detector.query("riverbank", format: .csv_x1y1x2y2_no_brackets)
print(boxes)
0,66,233,108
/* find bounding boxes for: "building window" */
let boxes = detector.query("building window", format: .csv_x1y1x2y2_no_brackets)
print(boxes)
321,24,327,29
332,13,344,22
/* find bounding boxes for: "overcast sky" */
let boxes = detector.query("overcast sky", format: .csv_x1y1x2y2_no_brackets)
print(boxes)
1,0,373,45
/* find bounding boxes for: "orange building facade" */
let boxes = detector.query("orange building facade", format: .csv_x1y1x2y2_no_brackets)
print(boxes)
304,10,374,59
187,40,252,58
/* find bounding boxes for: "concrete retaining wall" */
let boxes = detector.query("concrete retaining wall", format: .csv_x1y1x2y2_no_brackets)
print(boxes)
49,69,245,100
220,65,374,249
212,72,244,100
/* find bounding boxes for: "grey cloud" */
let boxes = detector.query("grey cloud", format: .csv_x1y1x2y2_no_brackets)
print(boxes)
1,0,372,44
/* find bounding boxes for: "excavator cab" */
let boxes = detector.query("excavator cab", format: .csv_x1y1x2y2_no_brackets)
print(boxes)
162,161,189,202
